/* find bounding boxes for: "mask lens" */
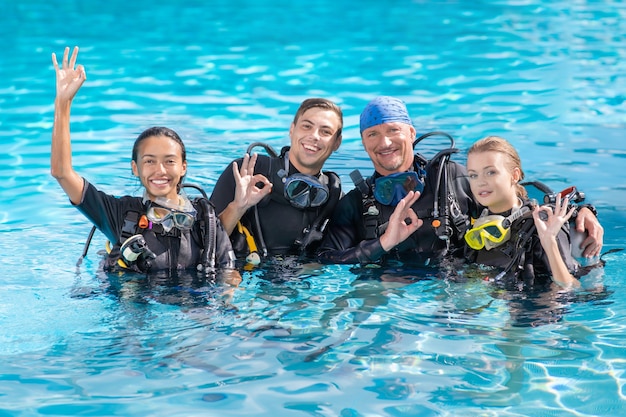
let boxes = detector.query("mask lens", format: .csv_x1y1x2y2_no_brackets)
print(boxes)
464,229,487,250
172,212,195,229
147,206,172,222
284,175,329,209
375,181,395,205
285,180,310,209
287,179,309,197
464,217,510,250
482,224,504,239
374,172,424,205
308,186,329,207
147,206,195,230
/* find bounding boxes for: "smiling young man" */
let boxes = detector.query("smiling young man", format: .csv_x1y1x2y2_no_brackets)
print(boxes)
209,98,343,260
318,96,604,268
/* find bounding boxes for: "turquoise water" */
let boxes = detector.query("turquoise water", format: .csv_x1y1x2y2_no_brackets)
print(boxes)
2,0,626,415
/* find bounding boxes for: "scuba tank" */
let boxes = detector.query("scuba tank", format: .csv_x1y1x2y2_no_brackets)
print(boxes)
350,131,471,255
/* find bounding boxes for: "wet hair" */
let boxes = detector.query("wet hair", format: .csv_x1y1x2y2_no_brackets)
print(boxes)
132,126,187,192
292,98,344,140
467,135,528,199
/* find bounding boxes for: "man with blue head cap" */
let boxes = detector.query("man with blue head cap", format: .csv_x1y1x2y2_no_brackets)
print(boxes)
317,96,475,267
359,96,416,177
318,96,604,268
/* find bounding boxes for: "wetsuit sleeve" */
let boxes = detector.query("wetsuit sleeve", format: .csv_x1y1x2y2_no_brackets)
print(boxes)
209,158,243,214
317,189,387,265
75,180,136,245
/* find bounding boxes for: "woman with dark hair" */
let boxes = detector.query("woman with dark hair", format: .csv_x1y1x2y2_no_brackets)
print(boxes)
51,46,237,277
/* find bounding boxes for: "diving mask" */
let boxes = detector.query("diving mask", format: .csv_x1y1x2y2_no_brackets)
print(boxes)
374,171,424,206
464,206,530,251
147,196,196,231
279,152,329,209
283,174,329,209
464,215,511,251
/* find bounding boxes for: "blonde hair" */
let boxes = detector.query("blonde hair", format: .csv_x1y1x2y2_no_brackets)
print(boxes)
468,136,528,199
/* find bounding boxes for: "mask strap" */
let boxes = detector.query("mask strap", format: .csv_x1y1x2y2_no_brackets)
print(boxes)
279,150,324,181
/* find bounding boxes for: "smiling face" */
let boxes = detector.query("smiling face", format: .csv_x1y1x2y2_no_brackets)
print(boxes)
288,107,342,175
361,122,415,176
131,135,187,201
466,150,521,213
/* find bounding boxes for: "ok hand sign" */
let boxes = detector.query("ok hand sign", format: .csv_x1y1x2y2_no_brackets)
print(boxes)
52,46,86,103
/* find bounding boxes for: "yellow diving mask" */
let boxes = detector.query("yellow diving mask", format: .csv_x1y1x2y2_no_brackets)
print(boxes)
464,206,531,251
464,215,511,250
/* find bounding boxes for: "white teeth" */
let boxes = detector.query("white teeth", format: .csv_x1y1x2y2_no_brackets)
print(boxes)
152,179,168,185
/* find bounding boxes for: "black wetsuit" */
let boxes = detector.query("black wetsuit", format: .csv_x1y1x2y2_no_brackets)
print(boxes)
210,146,340,258
77,179,236,272
318,159,476,266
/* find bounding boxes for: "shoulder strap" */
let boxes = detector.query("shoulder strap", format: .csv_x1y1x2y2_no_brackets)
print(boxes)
121,210,142,240
494,215,537,280
233,144,280,259
194,198,217,272
428,146,470,245
350,169,380,240
414,131,472,245
350,169,370,196
295,170,342,251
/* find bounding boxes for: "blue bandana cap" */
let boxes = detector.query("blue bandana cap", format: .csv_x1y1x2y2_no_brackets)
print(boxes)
360,96,413,134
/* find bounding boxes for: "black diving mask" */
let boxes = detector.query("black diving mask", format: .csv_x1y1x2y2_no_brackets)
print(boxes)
284,174,330,209
279,152,329,209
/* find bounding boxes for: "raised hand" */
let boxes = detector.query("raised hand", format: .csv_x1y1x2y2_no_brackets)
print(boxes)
380,191,423,252
533,194,575,244
50,46,87,204
52,46,86,103
533,194,581,288
231,153,273,212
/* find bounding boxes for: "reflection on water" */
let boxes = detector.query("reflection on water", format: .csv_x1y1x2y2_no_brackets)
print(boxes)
2,221,626,414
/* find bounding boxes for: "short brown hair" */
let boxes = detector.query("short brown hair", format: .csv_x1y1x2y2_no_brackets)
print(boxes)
292,98,343,139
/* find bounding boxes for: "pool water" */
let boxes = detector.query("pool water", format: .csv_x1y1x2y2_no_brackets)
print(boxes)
2,0,626,415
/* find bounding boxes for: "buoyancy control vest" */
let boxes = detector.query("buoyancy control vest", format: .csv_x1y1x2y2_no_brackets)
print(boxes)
351,131,475,264
466,182,596,288
231,143,342,262
80,184,220,275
